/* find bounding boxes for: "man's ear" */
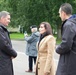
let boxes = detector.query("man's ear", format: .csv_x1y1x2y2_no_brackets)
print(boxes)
62,11,66,15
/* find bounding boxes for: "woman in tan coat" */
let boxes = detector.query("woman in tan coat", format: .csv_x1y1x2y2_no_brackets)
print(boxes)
36,22,56,75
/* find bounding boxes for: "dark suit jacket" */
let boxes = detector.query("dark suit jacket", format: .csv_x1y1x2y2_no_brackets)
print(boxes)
0,24,17,75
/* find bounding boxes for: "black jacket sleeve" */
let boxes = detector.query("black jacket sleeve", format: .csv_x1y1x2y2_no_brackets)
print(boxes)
56,23,75,54
25,33,36,43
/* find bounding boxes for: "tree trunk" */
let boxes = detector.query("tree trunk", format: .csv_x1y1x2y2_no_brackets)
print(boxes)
57,28,61,39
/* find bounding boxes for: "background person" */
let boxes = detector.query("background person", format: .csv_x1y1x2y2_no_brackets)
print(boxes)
24,25,40,72
36,22,56,75
0,11,17,75
56,3,76,75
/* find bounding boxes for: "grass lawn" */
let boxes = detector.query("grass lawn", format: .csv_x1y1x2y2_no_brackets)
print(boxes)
56,39,61,45
10,33,61,44
10,33,24,40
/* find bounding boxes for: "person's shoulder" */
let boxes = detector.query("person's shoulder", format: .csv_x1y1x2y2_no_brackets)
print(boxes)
32,31,40,37
63,20,72,28
45,35,56,44
63,19,76,29
46,35,55,40
47,35,54,38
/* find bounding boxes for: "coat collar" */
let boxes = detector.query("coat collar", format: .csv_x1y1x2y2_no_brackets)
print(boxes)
39,36,47,47
61,20,67,35
0,23,7,31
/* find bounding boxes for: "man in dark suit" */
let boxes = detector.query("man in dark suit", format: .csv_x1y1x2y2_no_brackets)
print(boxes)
56,3,76,75
0,11,17,75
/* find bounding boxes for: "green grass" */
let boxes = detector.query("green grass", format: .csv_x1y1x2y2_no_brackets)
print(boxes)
56,39,61,45
10,33,24,40
54,34,61,45
10,33,61,44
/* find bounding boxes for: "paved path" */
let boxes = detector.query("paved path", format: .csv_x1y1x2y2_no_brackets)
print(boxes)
13,52,35,75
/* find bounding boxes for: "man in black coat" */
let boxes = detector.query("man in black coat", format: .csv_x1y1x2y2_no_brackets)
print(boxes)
56,3,76,75
0,11,17,75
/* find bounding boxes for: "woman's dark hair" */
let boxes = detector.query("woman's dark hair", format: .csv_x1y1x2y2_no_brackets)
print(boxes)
60,3,72,15
40,22,53,35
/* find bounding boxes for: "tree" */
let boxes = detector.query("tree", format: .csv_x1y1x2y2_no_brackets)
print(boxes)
2,0,76,37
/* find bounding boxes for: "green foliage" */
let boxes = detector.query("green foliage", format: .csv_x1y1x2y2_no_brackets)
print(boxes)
0,0,12,11
1,0,76,38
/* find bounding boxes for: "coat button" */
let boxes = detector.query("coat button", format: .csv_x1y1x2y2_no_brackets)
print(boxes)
38,62,40,64
38,68,40,69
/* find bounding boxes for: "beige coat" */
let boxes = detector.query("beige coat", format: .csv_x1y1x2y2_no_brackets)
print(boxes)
36,35,56,75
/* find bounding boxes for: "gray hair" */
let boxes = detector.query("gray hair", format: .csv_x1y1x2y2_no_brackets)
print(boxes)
32,28,38,32
0,11,10,19
60,3,72,15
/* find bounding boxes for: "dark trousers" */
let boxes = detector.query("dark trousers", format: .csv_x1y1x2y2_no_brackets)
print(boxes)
29,56,37,71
